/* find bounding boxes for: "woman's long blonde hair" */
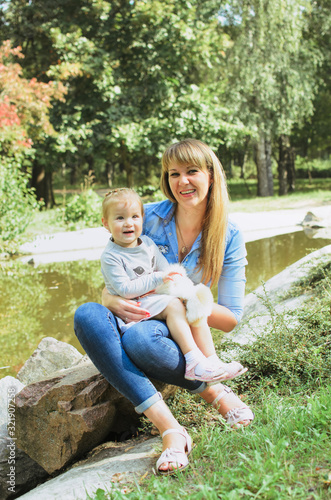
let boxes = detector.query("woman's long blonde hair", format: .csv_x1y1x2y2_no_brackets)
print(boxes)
161,139,229,287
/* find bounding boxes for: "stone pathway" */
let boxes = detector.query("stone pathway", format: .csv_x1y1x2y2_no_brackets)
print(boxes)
19,205,331,265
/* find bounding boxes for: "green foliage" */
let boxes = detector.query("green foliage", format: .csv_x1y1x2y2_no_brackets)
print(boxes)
225,268,331,392
296,157,331,179
224,0,321,138
61,188,102,230
136,185,165,202
58,170,102,229
0,0,329,201
0,158,40,253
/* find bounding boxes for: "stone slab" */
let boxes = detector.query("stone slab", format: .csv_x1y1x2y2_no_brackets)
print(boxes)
18,436,161,500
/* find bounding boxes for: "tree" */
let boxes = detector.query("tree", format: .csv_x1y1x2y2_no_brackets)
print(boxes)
3,0,243,197
222,0,321,196
0,40,65,247
291,0,331,161
0,41,65,153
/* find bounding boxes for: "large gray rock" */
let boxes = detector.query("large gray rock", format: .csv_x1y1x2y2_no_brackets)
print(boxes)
0,377,24,429
14,361,176,474
18,436,161,500
17,337,83,385
0,377,48,500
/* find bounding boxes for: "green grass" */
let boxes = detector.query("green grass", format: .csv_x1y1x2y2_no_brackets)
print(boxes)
88,386,330,499
228,178,331,212
86,263,331,500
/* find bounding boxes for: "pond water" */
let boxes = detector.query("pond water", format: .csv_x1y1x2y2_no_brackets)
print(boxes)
1,230,330,378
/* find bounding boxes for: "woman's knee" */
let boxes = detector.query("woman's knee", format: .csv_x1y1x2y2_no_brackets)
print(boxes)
74,302,103,328
122,320,171,358
74,302,117,344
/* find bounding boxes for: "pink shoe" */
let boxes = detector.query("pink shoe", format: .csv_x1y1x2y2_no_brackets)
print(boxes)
184,358,229,383
207,356,248,383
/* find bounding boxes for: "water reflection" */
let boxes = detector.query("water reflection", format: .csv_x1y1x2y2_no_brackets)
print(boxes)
0,231,330,378
246,231,330,292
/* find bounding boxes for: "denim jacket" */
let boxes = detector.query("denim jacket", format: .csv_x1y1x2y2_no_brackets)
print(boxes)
143,199,247,323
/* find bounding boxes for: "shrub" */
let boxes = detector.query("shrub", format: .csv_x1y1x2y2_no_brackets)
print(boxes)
0,158,40,253
62,188,102,230
224,267,331,392
136,184,165,202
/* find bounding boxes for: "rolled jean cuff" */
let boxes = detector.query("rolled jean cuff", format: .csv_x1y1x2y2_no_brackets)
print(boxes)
135,391,163,414
190,381,207,394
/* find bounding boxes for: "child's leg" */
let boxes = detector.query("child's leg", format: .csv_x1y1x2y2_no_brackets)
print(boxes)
155,299,198,354
190,319,216,358
190,319,248,382
156,299,228,383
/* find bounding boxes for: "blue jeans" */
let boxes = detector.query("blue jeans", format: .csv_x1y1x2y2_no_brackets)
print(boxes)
74,303,205,413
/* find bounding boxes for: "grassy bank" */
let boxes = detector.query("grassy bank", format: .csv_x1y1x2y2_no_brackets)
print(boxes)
89,388,330,500
88,262,331,500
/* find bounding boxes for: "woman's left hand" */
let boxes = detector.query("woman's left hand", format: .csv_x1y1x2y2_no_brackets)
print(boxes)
101,287,150,322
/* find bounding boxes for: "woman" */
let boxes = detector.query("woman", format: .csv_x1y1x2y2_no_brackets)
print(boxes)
74,139,254,475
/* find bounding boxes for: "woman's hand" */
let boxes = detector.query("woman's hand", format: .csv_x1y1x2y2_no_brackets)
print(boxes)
101,287,150,323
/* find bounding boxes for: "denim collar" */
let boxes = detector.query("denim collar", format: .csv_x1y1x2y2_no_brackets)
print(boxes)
149,199,176,226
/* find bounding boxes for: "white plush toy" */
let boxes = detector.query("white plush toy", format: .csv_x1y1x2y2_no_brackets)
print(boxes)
155,264,214,327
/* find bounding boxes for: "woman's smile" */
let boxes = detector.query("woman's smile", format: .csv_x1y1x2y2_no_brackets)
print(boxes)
180,189,196,197
168,164,211,208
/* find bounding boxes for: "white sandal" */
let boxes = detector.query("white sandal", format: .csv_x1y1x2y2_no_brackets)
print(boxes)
156,427,192,475
212,386,254,428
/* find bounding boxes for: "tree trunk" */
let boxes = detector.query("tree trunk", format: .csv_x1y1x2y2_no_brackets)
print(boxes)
239,150,248,179
254,132,274,197
278,134,288,196
105,162,114,187
120,141,133,187
70,163,78,186
278,134,296,194
31,163,55,208
286,143,296,193
265,138,274,196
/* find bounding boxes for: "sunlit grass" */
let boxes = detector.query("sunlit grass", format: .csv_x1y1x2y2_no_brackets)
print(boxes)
228,178,331,212
88,386,331,500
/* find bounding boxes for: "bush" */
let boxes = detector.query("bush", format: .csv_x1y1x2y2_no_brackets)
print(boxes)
0,158,40,253
61,188,102,230
224,266,331,392
136,184,165,202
